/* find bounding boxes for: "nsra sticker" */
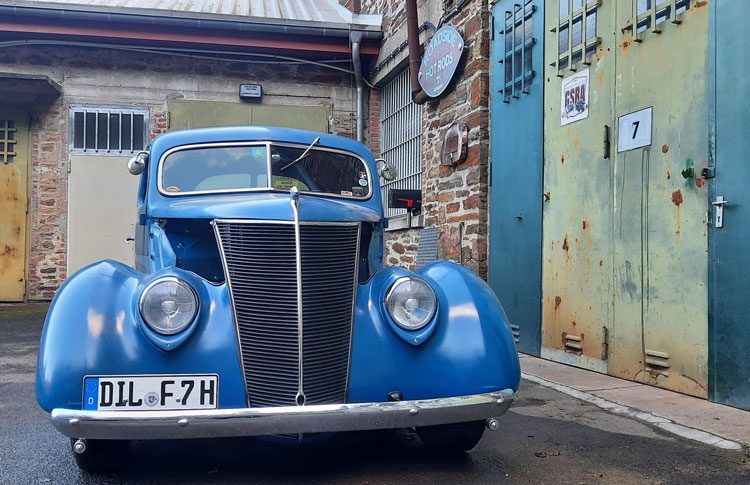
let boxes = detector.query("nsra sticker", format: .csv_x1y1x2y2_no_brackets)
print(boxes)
358,178,368,187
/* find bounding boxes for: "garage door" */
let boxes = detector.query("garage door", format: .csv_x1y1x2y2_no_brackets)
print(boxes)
67,108,146,275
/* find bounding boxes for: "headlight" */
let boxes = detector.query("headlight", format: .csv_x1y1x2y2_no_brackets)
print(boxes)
139,277,198,335
385,277,437,331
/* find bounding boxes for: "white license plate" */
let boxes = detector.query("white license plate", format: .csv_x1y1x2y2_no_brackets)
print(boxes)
83,375,218,411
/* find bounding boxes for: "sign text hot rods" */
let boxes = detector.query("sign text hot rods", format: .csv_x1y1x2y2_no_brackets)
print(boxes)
418,25,465,98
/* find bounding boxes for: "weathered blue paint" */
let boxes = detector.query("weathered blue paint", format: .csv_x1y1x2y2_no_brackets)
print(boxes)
708,0,750,410
36,126,520,422
488,0,543,356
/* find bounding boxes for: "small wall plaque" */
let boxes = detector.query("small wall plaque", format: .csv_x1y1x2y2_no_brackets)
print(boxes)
441,122,468,165
239,84,262,101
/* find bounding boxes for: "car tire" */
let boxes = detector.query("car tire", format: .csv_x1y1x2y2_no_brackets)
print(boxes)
70,438,129,473
416,420,486,452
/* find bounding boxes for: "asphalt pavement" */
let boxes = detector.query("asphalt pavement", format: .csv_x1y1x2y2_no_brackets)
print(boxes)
1,304,749,484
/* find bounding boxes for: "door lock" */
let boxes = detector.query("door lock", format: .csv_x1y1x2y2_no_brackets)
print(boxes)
712,196,729,228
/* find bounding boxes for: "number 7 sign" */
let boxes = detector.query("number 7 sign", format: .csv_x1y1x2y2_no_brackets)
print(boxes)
617,107,653,152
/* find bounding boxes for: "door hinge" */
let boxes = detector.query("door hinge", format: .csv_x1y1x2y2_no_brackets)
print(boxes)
601,326,609,360
603,125,611,160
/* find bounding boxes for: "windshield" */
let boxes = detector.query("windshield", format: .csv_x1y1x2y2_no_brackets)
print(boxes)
160,143,371,199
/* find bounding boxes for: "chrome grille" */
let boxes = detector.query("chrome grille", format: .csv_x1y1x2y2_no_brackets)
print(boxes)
214,220,359,407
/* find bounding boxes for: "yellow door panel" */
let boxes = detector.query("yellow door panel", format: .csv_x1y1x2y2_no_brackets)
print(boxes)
0,108,29,302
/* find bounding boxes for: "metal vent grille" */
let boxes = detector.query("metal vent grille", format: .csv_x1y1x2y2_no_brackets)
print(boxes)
214,220,359,407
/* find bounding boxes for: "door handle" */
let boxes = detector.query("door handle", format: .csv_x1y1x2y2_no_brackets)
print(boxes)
712,196,729,228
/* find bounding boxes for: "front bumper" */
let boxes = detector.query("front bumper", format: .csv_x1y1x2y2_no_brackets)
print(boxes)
51,389,514,440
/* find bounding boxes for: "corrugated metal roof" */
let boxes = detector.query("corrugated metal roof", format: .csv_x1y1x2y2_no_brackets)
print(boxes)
13,0,381,28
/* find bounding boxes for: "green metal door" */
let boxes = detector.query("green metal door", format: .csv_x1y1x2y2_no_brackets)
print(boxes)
542,0,615,372
542,0,709,396
709,0,750,410
611,0,709,397
489,0,544,356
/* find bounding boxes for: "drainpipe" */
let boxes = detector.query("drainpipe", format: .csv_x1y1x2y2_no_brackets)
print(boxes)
406,0,430,104
351,31,365,142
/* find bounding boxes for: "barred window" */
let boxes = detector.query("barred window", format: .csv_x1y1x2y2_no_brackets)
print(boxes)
379,69,423,218
70,107,149,155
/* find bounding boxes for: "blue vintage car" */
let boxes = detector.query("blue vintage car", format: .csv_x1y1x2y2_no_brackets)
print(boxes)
36,126,520,471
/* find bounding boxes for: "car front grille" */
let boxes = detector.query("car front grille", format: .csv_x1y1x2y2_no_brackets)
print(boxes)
214,220,360,407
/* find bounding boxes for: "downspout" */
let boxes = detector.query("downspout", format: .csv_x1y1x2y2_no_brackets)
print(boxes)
351,31,365,142
406,0,430,104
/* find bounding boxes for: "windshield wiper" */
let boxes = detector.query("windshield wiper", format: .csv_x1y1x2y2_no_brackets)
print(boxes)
280,136,320,171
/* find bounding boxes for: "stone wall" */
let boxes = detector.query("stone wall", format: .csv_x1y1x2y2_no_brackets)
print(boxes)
0,45,358,299
362,0,491,277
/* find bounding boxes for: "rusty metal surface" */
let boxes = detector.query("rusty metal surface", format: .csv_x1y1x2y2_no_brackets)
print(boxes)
611,1,709,397
0,107,28,302
541,0,615,373
541,0,709,398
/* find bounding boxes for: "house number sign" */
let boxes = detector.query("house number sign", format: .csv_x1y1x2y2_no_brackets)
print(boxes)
418,25,465,98
617,107,653,152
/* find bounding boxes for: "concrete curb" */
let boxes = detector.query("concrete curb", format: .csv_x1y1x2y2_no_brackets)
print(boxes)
522,373,743,451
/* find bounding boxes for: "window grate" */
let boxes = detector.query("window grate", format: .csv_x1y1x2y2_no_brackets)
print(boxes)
379,69,423,219
70,107,149,155
625,0,691,41
499,0,536,102
553,0,601,75
0,119,16,164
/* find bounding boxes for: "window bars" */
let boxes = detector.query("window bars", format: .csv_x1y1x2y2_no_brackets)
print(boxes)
498,0,536,102
0,120,16,164
70,107,149,155
379,69,423,219
553,0,601,75
624,0,691,41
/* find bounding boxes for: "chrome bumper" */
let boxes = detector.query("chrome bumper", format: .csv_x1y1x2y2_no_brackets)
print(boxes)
51,389,514,440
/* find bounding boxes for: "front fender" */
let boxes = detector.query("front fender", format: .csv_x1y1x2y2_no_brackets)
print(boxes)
35,260,245,412
348,260,521,402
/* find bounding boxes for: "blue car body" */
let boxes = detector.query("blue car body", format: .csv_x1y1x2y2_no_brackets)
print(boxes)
36,127,520,443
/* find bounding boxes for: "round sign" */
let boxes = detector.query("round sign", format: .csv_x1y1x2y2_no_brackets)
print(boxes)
418,25,465,98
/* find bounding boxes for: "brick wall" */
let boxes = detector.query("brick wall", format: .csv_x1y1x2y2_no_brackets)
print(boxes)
0,45,358,299
363,0,492,277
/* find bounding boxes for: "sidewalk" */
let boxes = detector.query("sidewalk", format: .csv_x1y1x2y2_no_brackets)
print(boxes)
520,354,750,450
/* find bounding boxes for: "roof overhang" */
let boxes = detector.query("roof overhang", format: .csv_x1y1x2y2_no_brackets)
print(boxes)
0,72,61,104
0,2,382,56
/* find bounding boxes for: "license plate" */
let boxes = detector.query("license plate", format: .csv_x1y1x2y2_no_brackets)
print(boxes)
83,374,218,411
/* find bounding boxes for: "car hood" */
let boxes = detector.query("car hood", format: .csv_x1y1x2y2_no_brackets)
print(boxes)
147,192,382,223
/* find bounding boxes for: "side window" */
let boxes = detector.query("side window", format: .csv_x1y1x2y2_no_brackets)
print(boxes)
0,119,16,164
628,0,691,41
501,0,536,102
556,0,600,74
379,69,423,218
70,107,149,155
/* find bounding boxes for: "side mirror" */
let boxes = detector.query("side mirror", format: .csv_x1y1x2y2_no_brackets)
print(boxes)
376,158,399,182
128,151,149,175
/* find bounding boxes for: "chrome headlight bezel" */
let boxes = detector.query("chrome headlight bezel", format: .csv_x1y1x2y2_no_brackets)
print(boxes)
138,277,199,336
384,276,438,331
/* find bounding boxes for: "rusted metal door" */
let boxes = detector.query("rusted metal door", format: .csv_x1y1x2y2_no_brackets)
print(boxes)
541,0,615,372
489,0,544,355
0,107,29,301
542,0,709,396
709,0,750,409
610,1,709,397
